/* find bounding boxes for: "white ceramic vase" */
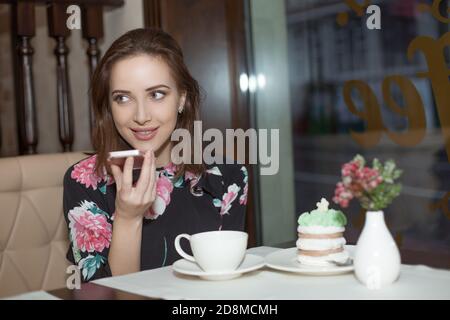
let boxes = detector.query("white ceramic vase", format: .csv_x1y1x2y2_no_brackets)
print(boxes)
354,210,401,289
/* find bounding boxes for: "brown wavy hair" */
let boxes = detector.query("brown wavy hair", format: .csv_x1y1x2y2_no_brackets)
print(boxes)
90,28,205,178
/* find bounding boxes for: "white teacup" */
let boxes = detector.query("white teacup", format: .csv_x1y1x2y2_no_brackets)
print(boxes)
174,230,248,273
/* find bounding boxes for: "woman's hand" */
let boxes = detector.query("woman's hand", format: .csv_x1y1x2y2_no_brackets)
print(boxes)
110,150,157,222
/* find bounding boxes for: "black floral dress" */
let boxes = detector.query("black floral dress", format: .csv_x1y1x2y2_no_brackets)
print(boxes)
63,155,248,282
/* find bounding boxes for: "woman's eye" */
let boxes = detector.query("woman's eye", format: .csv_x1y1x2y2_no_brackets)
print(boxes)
151,91,166,100
114,95,130,104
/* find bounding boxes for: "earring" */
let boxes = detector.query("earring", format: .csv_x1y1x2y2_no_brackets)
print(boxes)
178,106,184,114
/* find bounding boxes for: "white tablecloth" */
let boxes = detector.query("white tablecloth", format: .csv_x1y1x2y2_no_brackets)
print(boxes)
92,246,450,300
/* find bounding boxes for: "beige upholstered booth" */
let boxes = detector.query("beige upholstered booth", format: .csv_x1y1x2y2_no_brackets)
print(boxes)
0,152,88,298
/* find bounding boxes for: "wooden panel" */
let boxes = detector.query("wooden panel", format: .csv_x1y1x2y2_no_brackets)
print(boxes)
160,0,233,132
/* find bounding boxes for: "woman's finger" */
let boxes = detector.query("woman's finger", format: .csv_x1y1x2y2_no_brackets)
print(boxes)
122,156,134,192
136,150,151,194
110,164,123,191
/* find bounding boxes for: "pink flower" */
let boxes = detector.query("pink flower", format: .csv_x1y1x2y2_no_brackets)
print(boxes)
71,155,107,190
239,183,248,205
333,181,354,208
163,162,177,176
339,198,349,208
184,171,196,181
157,175,174,204
342,160,360,177
144,208,159,220
239,166,248,205
184,170,200,189
334,157,384,208
359,167,382,192
220,184,241,215
239,184,248,206
68,201,112,253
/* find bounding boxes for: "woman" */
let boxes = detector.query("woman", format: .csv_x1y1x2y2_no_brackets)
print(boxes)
63,28,248,282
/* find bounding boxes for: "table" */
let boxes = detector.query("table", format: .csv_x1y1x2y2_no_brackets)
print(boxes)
6,243,450,300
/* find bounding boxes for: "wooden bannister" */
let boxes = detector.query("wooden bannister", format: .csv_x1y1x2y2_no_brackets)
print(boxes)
143,0,162,29
48,2,74,152
4,0,123,154
82,5,104,131
11,2,38,154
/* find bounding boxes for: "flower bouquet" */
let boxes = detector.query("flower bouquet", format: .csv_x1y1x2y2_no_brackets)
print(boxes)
332,154,402,211
332,154,403,289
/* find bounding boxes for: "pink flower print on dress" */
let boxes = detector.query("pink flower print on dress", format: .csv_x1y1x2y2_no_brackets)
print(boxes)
71,155,107,190
184,170,203,196
220,183,241,215
184,170,199,186
101,165,116,186
162,162,177,176
239,183,248,205
239,166,248,205
68,201,112,253
144,175,174,219
206,166,222,176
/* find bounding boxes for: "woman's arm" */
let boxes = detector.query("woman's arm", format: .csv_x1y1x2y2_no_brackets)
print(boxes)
108,150,156,276
108,214,142,276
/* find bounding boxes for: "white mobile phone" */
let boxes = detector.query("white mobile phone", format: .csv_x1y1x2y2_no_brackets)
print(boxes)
107,150,145,169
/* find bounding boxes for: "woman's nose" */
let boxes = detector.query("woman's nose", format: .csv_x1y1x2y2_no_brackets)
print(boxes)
134,101,151,125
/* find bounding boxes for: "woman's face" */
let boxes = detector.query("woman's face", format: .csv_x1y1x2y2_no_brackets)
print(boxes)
109,54,186,165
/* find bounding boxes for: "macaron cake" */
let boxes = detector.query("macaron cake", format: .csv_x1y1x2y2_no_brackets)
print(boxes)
296,198,349,266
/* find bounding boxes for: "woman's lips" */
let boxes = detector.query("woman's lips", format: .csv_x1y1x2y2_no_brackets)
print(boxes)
131,128,158,141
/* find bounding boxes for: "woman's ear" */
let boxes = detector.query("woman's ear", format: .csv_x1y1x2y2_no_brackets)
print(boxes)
178,91,187,113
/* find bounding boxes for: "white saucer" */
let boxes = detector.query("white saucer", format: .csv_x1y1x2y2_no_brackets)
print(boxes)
172,254,265,281
265,245,355,276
